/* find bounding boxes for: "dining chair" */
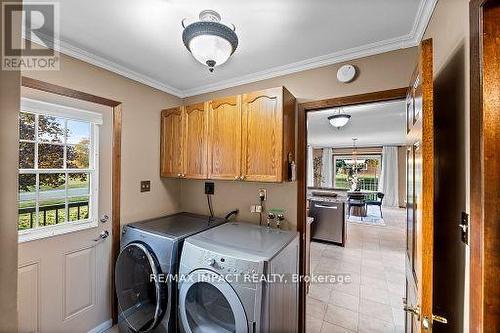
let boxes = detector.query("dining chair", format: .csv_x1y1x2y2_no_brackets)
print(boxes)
365,192,385,218
347,192,366,220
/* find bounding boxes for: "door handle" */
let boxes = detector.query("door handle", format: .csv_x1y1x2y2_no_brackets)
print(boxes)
100,215,109,223
403,301,420,319
314,204,338,209
93,230,109,242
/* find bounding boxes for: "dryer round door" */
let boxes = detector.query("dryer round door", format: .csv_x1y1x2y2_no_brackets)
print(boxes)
115,242,168,332
179,269,248,333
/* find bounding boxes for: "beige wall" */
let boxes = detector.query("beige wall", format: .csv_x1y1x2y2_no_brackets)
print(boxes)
0,0,20,330
181,48,418,228
423,0,470,331
23,53,183,225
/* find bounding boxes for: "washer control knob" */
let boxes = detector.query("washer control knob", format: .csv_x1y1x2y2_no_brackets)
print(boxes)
207,258,216,267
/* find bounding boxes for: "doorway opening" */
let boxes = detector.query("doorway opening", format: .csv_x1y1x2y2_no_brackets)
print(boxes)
298,89,408,333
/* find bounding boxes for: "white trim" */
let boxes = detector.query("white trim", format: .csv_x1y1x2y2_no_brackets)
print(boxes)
21,98,103,124
23,0,437,98
18,218,99,243
87,319,113,333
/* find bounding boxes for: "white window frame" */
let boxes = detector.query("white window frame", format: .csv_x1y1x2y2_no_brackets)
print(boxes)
333,154,382,190
18,98,103,243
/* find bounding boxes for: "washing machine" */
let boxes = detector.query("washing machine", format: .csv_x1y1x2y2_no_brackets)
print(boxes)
115,212,226,333
178,222,299,333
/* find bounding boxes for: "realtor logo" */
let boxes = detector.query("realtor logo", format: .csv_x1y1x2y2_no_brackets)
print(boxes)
2,2,59,70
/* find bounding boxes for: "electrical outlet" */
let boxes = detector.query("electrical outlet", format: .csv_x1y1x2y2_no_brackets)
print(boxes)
205,182,215,195
140,180,151,192
258,189,267,201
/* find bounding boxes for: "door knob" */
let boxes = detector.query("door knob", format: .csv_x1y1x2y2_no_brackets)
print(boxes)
100,215,109,223
432,314,448,324
93,230,109,242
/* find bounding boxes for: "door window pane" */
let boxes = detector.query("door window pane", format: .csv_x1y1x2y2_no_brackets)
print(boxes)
19,174,36,201
18,201,36,230
38,115,65,143
68,196,89,221
39,173,65,200
38,144,64,169
19,142,35,169
67,144,90,169
68,173,90,197
38,198,66,226
67,120,90,144
19,113,35,141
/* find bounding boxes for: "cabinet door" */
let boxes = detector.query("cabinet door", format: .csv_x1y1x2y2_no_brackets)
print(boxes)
241,88,283,182
160,107,184,177
208,96,242,180
184,103,208,179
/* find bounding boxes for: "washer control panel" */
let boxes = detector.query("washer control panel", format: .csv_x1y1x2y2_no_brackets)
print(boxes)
199,251,260,276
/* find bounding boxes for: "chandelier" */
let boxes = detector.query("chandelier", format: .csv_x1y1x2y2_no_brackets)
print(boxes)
182,10,239,72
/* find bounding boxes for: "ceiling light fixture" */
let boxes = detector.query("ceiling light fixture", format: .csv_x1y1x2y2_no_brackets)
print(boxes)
182,10,238,73
328,108,351,129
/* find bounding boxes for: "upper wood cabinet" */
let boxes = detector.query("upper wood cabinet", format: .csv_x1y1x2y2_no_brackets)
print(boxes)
184,102,208,179
241,87,296,182
160,87,296,183
160,107,184,177
208,96,242,180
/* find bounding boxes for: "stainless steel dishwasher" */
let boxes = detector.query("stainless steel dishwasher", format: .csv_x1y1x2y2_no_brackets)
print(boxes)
309,199,346,246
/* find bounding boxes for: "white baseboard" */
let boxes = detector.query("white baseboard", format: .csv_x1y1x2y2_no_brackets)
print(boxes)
88,319,113,333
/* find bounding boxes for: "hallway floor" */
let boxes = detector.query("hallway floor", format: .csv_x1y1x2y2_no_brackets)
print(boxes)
306,206,406,333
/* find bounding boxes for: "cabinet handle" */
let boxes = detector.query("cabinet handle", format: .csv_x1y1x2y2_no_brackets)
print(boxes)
240,176,246,180
177,173,182,177
234,176,239,180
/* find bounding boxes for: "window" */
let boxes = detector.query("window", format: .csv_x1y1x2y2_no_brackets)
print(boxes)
18,98,102,242
333,154,381,191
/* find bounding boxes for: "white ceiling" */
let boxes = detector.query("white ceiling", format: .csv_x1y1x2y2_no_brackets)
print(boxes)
307,99,406,148
29,0,436,97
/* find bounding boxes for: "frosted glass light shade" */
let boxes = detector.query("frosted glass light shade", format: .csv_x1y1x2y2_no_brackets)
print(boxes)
328,114,351,128
188,34,232,67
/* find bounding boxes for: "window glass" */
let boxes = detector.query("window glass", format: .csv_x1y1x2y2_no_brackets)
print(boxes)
334,155,381,191
18,110,97,233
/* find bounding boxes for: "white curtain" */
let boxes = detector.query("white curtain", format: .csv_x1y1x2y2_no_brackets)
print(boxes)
378,146,399,207
307,146,314,187
321,148,333,188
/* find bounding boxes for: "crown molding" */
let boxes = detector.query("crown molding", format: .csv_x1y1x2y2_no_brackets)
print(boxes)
25,0,437,99
182,0,438,97
182,34,414,97
25,31,185,97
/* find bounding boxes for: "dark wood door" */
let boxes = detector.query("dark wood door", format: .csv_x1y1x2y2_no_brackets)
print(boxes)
405,39,435,332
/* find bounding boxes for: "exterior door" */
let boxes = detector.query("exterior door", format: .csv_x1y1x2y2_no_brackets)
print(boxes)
161,107,184,178
17,96,113,333
404,39,435,332
184,103,208,179
208,96,242,180
178,269,248,333
241,88,283,182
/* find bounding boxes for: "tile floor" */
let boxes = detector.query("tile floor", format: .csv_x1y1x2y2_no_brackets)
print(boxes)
307,206,406,333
